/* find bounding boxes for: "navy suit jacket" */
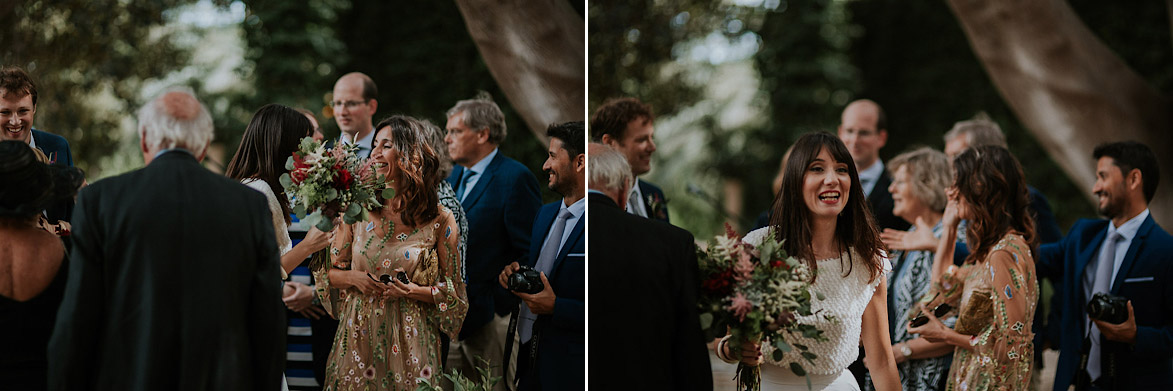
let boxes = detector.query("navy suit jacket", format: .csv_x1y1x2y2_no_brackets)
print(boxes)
638,179,670,223
521,200,585,391
1037,215,1173,391
32,129,75,224
447,153,541,337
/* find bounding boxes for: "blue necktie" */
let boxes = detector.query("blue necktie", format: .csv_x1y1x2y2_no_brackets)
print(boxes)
456,169,475,202
519,208,573,343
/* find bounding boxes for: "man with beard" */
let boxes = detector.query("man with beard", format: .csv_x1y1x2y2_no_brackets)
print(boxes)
1037,141,1173,391
499,121,585,391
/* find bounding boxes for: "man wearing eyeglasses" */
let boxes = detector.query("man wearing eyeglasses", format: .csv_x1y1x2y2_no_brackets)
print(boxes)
331,72,378,158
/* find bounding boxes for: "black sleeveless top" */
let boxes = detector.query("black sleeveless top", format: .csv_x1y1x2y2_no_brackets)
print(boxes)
0,254,68,391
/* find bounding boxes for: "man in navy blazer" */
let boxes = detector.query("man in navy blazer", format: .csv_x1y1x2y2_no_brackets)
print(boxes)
500,121,585,391
1037,141,1173,391
444,95,541,389
0,67,76,223
591,97,671,223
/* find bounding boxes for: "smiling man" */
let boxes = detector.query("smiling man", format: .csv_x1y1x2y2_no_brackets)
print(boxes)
837,99,906,232
500,121,585,391
590,97,670,223
1036,141,1173,391
1,66,75,224
330,72,378,158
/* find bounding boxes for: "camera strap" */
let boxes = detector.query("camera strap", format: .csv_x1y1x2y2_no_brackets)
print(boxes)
504,304,520,389
1075,332,1091,391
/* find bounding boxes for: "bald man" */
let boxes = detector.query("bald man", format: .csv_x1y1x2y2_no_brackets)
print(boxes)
48,90,286,390
331,72,378,158
837,99,907,232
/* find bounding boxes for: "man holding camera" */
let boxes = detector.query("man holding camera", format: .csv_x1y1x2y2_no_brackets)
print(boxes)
1037,141,1173,391
499,121,585,391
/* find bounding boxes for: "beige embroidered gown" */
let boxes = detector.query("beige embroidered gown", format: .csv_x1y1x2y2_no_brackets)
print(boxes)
314,205,467,390
925,233,1037,391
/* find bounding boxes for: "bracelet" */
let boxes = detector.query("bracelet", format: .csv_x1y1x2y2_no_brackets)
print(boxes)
716,335,739,364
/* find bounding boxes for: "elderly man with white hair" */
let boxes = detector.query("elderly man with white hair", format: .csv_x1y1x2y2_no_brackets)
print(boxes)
48,89,286,391
586,143,713,390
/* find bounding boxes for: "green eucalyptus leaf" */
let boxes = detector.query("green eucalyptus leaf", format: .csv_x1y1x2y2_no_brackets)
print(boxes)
285,156,295,170
279,173,292,189
801,351,817,361
816,291,826,301
775,340,792,353
789,362,806,376
303,210,322,230
293,204,306,218
772,349,783,362
346,202,362,217
316,216,334,232
382,187,396,199
326,188,338,201
699,313,713,330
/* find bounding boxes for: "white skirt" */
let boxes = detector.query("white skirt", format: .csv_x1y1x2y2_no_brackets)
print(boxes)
761,365,859,391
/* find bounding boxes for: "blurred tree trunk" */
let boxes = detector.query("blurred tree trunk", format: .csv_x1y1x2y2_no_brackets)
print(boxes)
947,0,1173,224
453,0,584,143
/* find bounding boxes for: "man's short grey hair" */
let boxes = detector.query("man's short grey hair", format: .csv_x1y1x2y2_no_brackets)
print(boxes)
137,88,214,156
418,118,453,179
588,143,632,193
943,116,1007,149
888,147,953,212
446,92,507,144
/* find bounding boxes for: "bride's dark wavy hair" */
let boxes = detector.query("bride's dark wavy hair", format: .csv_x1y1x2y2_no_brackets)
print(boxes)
768,132,884,283
373,115,440,227
953,145,1036,264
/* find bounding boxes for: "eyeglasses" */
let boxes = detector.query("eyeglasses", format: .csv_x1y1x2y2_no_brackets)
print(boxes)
331,100,368,110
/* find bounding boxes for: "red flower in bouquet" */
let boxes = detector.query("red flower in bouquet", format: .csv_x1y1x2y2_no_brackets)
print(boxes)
280,137,389,231
696,224,832,391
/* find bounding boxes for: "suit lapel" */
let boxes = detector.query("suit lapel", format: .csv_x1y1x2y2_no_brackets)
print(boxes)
638,180,654,217
461,155,498,209
548,216,585,281
447,166,462,188
1075,223,1109,305
1111,215,1155,294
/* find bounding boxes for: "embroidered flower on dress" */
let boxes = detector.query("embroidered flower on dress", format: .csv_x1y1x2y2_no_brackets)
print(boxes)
411,355,419,364
439,302,448,312
434,222,440,229
345,375,351,382
421,365,433,379
1005,285,1014,299
395,373,402,382
359,362,365,369
1008,351,1019,360
404,250,411,259
349,369,355,376
397,233,408,241
383,259,392,268
406,315,413,323
1011,321,1025,332
960,381,967,391
366,221,375,232
374,308,384,316
446,226,452,238
363,367,376,379
391,344,400,355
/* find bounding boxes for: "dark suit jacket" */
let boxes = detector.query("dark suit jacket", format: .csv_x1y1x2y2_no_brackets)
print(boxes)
32,129,75,224
447,153,541,336
867,172,909,231
587,192,713,390
519,200,585,391
47,151,285,391
1037,214,1173,391
638,179,670,223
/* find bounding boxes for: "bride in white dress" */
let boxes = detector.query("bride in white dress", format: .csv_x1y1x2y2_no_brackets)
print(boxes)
226,104,334,390
715,132,900,391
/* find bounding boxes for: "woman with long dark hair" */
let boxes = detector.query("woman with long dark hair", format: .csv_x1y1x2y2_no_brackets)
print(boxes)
907,145,1038,391
225,104,332,276
313,115,466,390
716,132,899,390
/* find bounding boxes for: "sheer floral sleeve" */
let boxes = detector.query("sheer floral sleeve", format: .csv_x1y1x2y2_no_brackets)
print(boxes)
975,237,1037,378
923,263,966,312
429,207,468,339
313,221,354,317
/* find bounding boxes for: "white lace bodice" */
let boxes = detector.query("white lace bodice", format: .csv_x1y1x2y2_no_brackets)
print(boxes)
744,227,889,375
242,178,293,256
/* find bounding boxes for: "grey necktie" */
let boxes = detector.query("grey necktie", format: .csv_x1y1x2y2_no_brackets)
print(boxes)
1087,232,1124,381
456,169,475,202
519,208,574,343
626,188,646,217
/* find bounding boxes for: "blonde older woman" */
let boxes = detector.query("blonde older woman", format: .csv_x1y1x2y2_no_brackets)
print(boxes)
865,147,955,391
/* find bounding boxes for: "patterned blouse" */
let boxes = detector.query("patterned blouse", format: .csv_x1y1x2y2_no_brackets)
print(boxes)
865,220,955,391
927,233,1037,391
314,205,468,390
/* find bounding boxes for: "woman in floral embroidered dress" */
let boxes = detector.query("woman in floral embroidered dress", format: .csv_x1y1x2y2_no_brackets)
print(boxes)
908,145,1039,391
314,115,467,390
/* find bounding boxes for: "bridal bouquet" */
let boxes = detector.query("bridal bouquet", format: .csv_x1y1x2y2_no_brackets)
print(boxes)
698,224,830,391
280,137,390,232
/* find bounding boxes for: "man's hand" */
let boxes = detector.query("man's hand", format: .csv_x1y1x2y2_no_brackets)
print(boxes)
499,262,521,289
513,272,556,314
283,281,327,320
1094,301,1138,344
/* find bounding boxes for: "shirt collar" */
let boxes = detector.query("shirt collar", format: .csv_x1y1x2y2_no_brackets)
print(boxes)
1109,208,1149,242
26,130,37,149
465,147,499,175
340,128,375,151
858,159,884,184
153,147,194,160
561,196,586,219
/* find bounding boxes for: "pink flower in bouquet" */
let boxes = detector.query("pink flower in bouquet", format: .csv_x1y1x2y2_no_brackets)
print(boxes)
729,291,752,322
734,247,755,282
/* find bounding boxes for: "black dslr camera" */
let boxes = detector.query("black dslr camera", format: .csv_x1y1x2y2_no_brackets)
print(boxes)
507,265,544,294
1087,292,1129,324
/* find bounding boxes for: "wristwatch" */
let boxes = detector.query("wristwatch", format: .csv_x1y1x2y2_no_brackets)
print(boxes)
899,342,912,359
